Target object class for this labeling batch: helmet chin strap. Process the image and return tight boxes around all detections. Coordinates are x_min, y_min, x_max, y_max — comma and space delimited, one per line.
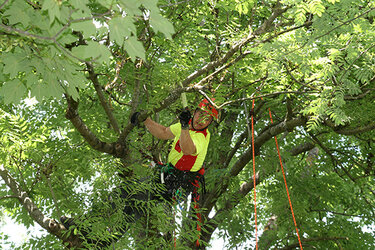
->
191, 111, 212, 131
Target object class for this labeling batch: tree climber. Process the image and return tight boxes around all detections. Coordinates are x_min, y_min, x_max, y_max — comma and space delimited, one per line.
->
133, 98, 218, 201
136, 98, 219, 248
60, 99, 218, 248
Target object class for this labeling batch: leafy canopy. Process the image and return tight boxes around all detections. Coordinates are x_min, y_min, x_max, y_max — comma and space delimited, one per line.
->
0, 0, 374, 249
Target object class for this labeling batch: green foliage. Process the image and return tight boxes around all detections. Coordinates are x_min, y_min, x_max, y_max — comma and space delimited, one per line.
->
1, 0, 375, 249
0, 0, 174, 103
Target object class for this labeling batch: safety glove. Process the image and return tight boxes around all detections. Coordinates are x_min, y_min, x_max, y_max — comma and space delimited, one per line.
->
179, 109, 191, 130
130, 112, 141, 126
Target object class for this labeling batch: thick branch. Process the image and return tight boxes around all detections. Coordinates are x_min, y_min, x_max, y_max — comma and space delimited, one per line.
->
324, 120, 375, 135
200, 173, 261, 246
230, 116, 308, 177
86, 63, 121, 134
120, 4, 289, 141
181, 4, 288, 88
290, 142, 315, 156
344, 89, 374, 100
65, 96, 127, 157
0, 165, 82, 247
225, 130, 248, 167
201, 116, 308, 237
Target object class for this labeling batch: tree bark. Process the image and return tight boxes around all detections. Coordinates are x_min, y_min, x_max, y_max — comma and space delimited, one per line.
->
0, 165, 83, 248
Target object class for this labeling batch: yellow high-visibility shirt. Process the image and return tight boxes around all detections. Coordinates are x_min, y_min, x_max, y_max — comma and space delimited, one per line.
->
168, 123, 210, 172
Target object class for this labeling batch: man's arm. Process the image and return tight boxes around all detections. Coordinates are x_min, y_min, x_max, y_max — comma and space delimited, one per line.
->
179, 129, 197, 155
144, 117, 175, 140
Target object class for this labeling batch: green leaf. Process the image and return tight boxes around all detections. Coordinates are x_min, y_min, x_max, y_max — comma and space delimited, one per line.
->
0, 65, 4, 82
30, 74, 64, 101
235, 1, 251, 15
0, 79, 27, 104
44, 70, 64, 96
108, 16, 136, 45
88, 42, 112, 65
70, 0, 90, 13
149, 12, 175, 40
139, 0, 158, 12
71, 20, 97, 39
30, 83, 50, 101
65, 73, 87, 101
72, 41, 112, 65
25, 73, 40, 89
119, 0, 142, 16
309, 0, 325, 17
46, 80, 65, 99
66, 83, 79, 101
124, 36, 145, 61
294, 6, 307, 26
3, 1, 31, 27
42, 0, 61, 25
1, 52, 29, 78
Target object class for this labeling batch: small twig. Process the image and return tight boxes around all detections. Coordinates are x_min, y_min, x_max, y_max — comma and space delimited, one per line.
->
344, 89, 374, 100
191, 51, 253, 91
105, 89, 131, 106
217, 90, 319, 109
105, 59, 126, 91
225, 75, 268, 98
283, 62, 320, 91
26, 0, 40, 9
242, 92, 254, 153
45, 176, 62, 218
130, 69, 142, 116
53, 10, 112, 40
197, 90, 219, 109
284, 6, 375, 57
0, 195, 18, 200
54, 40, 87, 63
339, 43, 375, 82
259, 20, 313, 45
310, 209, 367, 218
6, 151, 29, 193
0, 0, 10, 10
0, 23, 54, 41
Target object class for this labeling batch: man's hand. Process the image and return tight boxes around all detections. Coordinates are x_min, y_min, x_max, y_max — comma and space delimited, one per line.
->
130, 112, 141, 125
179, 109, 191, 130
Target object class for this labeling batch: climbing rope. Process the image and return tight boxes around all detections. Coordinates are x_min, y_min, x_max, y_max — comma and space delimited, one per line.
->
251, 99, 259, 250
193, 188, 202, 247
251, 96, 303, 250
268, 108, 303, 250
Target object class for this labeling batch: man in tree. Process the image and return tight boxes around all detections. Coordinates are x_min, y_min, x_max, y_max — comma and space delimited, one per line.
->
61, 99, 218, 247
137, 98, 219, 248
133, 98, 218, 201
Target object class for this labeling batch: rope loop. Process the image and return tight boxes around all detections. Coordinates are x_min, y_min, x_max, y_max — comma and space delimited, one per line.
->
250, 94, 303, 250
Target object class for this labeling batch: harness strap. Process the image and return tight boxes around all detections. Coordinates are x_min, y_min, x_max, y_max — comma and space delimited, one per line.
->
193, 183, 202, 247
156, 163, 205, 247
